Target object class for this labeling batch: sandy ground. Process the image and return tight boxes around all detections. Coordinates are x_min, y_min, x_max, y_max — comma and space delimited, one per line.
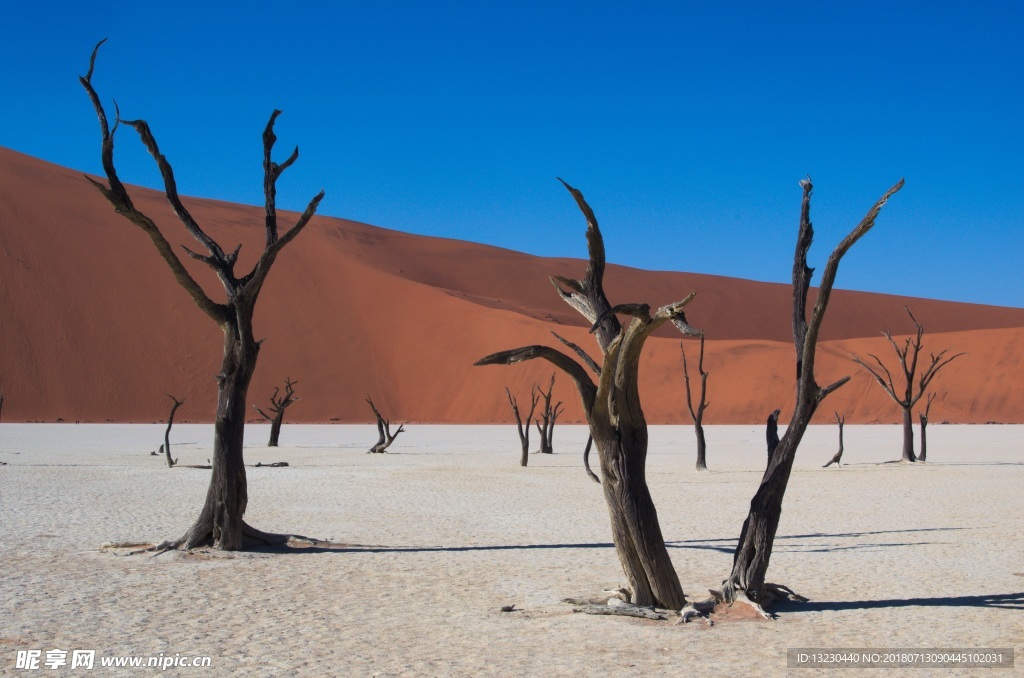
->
1, 424, 1021, 676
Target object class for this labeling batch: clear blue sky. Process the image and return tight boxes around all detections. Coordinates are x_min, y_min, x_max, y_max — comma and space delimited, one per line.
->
2, 1, 1021, 307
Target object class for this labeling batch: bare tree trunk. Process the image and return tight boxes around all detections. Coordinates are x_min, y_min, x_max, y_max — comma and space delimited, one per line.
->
681, 336, 710, 471
254, 378, 299, 447
163, 394, 184, 468
477, 179, 698, 610
918, 393, 934, 462
81, 41, 323, 552
367, 396, 405, 453
765, 409, 781, 467
717, 176, 904, 609
901, 406, 916, 462
853, 307, 963, 463
506, 386, 538, 467
823, 412, 845, 467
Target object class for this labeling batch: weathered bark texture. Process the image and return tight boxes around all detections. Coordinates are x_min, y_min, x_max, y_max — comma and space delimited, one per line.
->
163, 394, 184, 468
716, 176, 904, 609
506, 385, 539, 466
852, 307, 964, 462
81, 41, 323, 551
681, 336, 710, 471
254, 378, 299, 447
366, 396, 405, 453
534, 374, 563, 454
823, 412, 845, 468
918, 393, 935, 462
765, 409, 781, 467
477, 179, 700, 610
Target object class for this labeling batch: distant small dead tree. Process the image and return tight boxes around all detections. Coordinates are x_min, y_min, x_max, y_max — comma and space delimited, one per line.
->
852, 307, 964, 462
712, 176, 904, 616
918, 393, 935, 462
765, 408, 781, 467
161, 394, 184, 468
534, 374, 563, 454
822, 412, 845, 468
506, 385, 539, 467
254, 378, 299, 447
681, 335, 710, 471
477, 179, 700, 610
366, 396, 405, 454
0, 388, 5, 424
81, 41, 323, 551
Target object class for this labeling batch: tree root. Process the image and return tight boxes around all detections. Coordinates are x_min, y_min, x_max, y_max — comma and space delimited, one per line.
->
570, 601, 669, 620
102, 521, 321, 556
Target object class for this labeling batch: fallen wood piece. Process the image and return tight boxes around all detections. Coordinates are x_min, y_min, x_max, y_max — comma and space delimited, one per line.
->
571, 603, 667, 620
254, 461, 289, 467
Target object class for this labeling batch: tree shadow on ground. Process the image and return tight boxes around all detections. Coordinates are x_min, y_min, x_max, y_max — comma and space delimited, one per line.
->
779, 591, 1024, 613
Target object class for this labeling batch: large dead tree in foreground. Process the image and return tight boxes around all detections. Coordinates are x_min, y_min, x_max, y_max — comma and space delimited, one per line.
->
714, 177, 904, 612
852, 307, 963, 462
477, 180, 699, 610
254, 378, 299, 447
81, 41, 323, 550
681, 336, 710, 471
506, 386, 539, 467
366, 397, 405, 453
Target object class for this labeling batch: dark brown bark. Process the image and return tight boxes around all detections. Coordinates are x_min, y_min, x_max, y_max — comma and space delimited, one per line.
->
254, 378, 299, 447
366, 396, 405, 453
81, 41, 323, 551
534, 374, 562, 454
506, 385, 539, 466
918, 393, 935, 462
582, 435, 600, 483
765, 409, 781, 467
681, 336, 710, 471
853, 307, 964, 463
718, 176, 904, 608
477, 179, 698, 610
550, 331, 601, 483
163, 394, 184, 468
823, 412, 845, 467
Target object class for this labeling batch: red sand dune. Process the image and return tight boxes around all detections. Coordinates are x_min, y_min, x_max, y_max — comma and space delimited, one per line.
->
2, 147, 1022, 425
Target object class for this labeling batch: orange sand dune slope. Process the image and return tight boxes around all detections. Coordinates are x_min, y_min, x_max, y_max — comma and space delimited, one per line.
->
1, 147, 1022, 424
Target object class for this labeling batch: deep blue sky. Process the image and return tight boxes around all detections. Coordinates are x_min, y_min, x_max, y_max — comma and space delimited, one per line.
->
2, 1, 1021, 307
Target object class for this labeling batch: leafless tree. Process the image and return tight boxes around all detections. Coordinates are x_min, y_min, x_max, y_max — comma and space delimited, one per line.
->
534, 374, 563, 454
681, 336, 710, 471
852, 307, 964, 462
254, 378, 299, 447
506, 385, 539, 466
712, 176, 904, 614
161, 394, 184, 468
918, 393, 936, 462
80, 41, 323, 551
823, 412, 845, 468
477, 179, 700, 610
0, 388, 4, 425
366, 396, 405, 453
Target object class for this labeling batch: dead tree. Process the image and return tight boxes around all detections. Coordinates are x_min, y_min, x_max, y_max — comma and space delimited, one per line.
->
366, 396, 405, 453
477, 179, 700, 610
534, 374, 563, 454
162, 394, 184, 468
681, 336, 710, 471
81, 41, 324, 551
0, 389, 4, 424
822, 412, 845, 468
918, 393, 935, 462
714, 177, 904, 612
505, 385, 539, 466
852, 307, 964, 462
253, 378, 299, 447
